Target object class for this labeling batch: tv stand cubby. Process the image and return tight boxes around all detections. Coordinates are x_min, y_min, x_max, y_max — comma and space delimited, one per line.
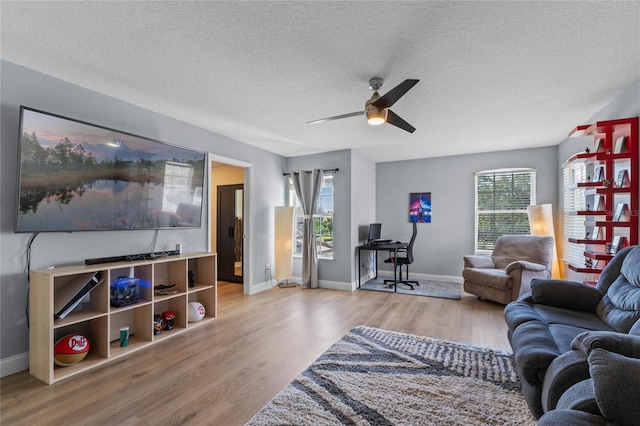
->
29, 252, 217, 384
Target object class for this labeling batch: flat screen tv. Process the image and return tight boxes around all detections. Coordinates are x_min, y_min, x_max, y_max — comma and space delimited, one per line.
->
15, 106, 206, 233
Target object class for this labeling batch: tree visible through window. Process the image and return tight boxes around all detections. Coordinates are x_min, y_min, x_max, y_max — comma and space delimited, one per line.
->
288, 175, 334, 258
475, 169, 535, 251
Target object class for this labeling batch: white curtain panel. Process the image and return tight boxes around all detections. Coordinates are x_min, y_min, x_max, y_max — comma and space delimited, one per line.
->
291, 169, 324, 288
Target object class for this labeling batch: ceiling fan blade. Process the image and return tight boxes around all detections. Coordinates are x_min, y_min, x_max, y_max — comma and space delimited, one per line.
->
386, 109, 416, 133
307, 111, 364, 124
372, 79, 419, 108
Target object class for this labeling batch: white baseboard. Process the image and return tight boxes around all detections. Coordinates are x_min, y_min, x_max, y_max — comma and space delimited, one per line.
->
359, 271, 461, 285
409, 273, 462, 284
318, 279, 353, 291
1, 351, 28, 378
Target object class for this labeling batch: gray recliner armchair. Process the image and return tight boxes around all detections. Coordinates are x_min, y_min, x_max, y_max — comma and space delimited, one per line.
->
462, 235, 555, 304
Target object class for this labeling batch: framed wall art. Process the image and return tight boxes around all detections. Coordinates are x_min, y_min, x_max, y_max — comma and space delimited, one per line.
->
409, 192, 431, 223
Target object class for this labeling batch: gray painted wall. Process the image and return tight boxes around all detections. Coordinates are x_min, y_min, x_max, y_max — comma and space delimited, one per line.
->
556, 79, 640, 280
0, 60, 286, 361
350, 150, 377, 283
285, 150, 353, 285
375, 146, 559, 277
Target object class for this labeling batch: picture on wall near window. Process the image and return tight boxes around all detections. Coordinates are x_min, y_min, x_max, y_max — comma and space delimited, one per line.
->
409, 192, 431, 223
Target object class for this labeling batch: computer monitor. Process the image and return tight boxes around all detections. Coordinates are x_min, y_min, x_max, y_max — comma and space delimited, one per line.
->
367, 223, 382, 242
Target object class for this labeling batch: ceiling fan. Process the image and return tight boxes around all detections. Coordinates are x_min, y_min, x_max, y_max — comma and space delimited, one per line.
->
307, 77, 419, 133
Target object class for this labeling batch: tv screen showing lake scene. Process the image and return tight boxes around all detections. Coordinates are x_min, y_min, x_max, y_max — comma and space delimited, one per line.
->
15, 107, 206, 232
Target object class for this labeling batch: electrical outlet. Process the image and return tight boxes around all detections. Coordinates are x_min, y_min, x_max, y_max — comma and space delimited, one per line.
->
265, 264, 270, 272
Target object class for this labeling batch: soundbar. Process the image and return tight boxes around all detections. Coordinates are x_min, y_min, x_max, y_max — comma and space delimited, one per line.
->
85, 250, 181, 265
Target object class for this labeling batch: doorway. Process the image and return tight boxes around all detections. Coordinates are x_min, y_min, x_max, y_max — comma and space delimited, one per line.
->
209, 157, 251, 294
217, 184, 243, 283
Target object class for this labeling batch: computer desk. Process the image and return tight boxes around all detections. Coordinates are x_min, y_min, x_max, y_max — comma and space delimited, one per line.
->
356, 241, 409, 292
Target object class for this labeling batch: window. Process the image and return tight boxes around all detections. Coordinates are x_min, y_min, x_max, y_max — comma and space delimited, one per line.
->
288, 175, 334, 258
475, 168, 535, 252
562, 161, 587, 267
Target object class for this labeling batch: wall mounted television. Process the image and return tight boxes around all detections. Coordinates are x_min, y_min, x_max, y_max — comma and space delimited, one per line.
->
15, 106, 206, 233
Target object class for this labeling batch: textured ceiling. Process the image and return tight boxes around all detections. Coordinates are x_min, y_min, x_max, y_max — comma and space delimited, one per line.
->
1, 1, 639, 162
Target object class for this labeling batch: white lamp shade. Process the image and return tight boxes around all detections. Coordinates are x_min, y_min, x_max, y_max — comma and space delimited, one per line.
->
527, 204, 561, 279
274, 206, 294, 281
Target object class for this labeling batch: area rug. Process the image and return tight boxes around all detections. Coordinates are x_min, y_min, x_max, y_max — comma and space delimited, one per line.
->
246, 326, 534, 426
360, 276, 461, 300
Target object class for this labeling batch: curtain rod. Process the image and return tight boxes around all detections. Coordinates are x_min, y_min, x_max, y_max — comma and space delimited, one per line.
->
282, 168, 339, 176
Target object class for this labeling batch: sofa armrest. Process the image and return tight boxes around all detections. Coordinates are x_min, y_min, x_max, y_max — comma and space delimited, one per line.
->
463, 255, 495, 269
572, 331, 640, 358
530, 279, 603, 312
506, 260, 546, 274
541, 350, 590, 413
537, 409, 607, 426
511, 320, 561, 387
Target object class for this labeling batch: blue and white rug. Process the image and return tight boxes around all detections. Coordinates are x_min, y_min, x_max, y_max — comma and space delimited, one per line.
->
361, 276, 462, 300
246, 326, 534, 425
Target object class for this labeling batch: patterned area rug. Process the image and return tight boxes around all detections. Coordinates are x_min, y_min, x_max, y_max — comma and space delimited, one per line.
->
246, 326, 534, 426
360, 276, 461, 300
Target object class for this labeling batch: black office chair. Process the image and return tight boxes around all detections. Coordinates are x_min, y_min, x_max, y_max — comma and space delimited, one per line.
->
384, 222, 419, 290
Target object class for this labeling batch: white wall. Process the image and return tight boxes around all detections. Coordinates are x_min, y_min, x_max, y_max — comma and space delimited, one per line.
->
0, 60, 286, 372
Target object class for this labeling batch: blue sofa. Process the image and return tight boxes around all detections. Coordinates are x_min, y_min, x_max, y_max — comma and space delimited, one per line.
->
504, 245, 640, 419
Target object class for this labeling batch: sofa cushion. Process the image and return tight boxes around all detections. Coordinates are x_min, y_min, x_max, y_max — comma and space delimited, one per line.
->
589, 348, 640, 426
548, 324, 609, 354
537, 409, 607, 426
596, 245, 636, 294
462, 268, 511, 290
596, 289, 640, 333
572, 331, 640, 358
620, 244, 640, 286
533, 305, 613, 332
463, 254, 494, 269
605, 275, 640, 310
556, 379, 599, 414
492, 235, 554, 271
531, 279, 603, 312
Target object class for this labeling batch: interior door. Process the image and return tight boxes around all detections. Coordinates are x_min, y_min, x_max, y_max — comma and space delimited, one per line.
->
217, 184, 243, 283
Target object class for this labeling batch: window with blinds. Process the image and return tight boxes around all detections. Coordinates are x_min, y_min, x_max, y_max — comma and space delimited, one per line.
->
475, 169, 536, 252
288, 175, 334, 259
563, 161, 587, 267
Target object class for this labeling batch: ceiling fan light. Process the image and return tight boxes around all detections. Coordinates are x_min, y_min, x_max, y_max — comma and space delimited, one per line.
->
366, 108, 387, 125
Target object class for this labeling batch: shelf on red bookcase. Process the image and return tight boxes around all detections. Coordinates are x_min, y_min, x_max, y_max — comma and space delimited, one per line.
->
584, 118, 637, 135
575, 210, 606, 216
569, 124, 591, 137
568, 238, 607, 245
566, 152, 596, 163
576, 181, 604, 188
596, 187, 633, 194
568, 264, 604, 274
595, 221, 631, 227
584, 251, 614, 260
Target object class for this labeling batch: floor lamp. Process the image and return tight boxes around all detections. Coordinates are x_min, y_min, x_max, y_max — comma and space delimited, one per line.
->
527, 204, 561, 279
274, 206, 299, 288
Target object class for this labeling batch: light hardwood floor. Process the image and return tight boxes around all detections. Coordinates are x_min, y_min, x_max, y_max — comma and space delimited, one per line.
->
1, 282, 510, 425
